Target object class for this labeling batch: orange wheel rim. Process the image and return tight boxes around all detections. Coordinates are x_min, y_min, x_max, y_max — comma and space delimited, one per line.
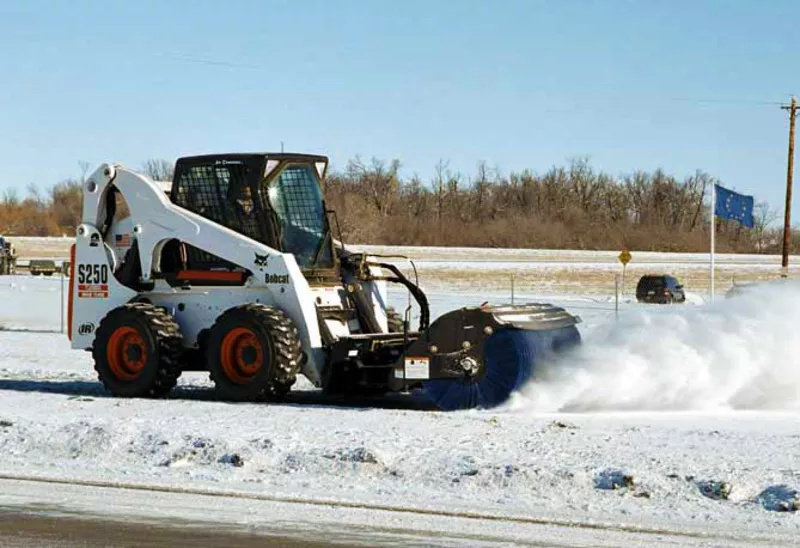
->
220, 327, 264, 384
107, 326, 148, 381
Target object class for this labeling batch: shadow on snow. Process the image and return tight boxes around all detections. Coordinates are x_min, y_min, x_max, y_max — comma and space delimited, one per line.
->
0, 378, 437, 412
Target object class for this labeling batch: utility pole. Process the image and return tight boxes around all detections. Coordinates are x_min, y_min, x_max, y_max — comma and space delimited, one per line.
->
781, 96, 797, 275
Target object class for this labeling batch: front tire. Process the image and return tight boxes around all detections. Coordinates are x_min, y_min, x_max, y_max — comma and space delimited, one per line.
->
92, 303, 183, 397
206, 305, 302, 402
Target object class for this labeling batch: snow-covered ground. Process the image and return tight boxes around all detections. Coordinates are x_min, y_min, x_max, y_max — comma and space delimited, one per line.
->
0, 272, 799, 544
0, 274, 67, 331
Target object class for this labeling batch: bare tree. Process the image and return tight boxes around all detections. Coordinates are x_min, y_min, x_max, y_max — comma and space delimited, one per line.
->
346, 156, 400, 217
752, 202, 780, 252
51, 180, 83, 233
433, 159, 450, 240
25, 183, 46, 206
473, 160, 492, 217
141, 158, 175, 182
2, 188, 19, 207
78, 160, 91, 183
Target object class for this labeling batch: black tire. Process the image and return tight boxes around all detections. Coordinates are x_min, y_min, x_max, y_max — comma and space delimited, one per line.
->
92, 303, 183, 397
206, 304, 302, 402
386, 307, 405, 333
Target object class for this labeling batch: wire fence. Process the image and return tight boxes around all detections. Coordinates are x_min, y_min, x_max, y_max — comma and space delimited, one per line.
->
394, 265, 800, 322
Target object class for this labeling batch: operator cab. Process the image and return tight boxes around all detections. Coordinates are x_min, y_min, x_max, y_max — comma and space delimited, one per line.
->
167, 153, 337, 283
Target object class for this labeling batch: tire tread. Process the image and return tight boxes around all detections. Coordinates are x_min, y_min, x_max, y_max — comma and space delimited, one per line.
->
92, 303, 183, 397
207, 304, 302, 401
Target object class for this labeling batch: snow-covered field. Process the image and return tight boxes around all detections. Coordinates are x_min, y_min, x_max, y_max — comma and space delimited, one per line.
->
11, 236, 800, 267
1, 269, 799, 545
8, 237, 800, 296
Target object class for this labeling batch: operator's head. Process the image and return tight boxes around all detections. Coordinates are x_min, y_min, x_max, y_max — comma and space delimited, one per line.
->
237, 185, 255, 215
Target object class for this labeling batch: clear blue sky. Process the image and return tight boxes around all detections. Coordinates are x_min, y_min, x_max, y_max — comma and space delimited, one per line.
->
1, 0, 798, 218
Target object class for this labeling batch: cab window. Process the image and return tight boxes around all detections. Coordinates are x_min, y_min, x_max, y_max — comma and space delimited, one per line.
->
265, 165, 333, 269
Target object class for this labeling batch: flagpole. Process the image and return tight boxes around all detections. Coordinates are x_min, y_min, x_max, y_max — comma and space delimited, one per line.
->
710, 182, 716, 301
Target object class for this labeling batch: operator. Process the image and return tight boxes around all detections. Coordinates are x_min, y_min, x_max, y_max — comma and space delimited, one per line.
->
235, 185, 255, 217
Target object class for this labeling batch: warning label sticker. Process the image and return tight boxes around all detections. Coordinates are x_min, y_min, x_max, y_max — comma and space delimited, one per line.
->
394, 357, 430, 380
78, 284, 109, 298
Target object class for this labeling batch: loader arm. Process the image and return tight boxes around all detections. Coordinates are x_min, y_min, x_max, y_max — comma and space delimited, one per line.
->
74, 163, 326, 377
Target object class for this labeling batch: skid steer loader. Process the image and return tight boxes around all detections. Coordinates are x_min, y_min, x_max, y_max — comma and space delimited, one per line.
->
67, 153, 580, 410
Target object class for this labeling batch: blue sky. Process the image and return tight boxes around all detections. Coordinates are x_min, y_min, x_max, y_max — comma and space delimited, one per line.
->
1, 0, 798, 218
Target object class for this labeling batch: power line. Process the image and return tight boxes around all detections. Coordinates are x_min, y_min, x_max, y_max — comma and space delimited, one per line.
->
154, 53, 260, 70
664, 96, 785, 106
10, 32, 796, 109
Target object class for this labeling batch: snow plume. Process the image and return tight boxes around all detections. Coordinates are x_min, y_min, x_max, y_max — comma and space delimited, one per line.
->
520, 280, 800, 412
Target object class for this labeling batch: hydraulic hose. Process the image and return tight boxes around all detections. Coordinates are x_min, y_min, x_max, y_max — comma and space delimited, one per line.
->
367, 261, 430, 331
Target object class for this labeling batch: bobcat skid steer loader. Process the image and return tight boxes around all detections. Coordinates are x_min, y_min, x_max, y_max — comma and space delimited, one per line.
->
68, 153, 580, 410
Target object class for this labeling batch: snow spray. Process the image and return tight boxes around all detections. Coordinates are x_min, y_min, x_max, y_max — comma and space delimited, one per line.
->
518, 280, 800, 412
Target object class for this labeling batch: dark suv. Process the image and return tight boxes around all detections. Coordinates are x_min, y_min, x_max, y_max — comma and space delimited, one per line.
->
636, 275, 686, 304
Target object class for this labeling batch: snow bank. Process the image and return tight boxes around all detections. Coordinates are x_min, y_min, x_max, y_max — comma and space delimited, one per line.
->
0, 275, 66, 331
520, 279, 800, 412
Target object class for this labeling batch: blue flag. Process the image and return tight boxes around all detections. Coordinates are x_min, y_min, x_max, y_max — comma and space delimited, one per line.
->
714, 185, 754, 228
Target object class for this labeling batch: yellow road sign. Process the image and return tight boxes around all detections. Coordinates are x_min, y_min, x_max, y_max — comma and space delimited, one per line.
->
618, 249, 632, 265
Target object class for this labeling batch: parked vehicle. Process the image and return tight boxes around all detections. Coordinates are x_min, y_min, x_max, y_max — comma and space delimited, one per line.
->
0, 236, 16, 275
636, 274, 686, 304
28, 259, 57, 276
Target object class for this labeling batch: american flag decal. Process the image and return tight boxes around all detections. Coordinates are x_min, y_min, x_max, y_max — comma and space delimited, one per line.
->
115, 233, 131, 247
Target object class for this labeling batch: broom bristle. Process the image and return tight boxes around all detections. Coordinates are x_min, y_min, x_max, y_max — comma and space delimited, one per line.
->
423, 326, 580, 411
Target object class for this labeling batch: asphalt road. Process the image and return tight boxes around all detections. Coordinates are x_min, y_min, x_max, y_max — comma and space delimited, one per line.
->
0, 511, 340, 548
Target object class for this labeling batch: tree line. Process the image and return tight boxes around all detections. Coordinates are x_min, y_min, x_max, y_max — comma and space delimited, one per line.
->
0, 157, 786, 253
325, 157, 781, 253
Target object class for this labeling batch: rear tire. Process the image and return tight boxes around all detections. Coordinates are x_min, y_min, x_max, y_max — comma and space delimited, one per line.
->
92, 303, 183, 397
206, 305, 302, 402
386, 307, 405, 333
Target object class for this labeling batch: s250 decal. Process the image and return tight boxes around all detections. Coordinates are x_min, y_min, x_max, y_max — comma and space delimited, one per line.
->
77, 264, 108, 284
77, 264, 109, 298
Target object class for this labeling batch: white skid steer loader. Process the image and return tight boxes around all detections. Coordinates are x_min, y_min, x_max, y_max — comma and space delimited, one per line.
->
68, 153, 580, 410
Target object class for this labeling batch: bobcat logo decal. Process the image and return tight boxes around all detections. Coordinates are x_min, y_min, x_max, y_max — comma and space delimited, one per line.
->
254, 253, 269, 269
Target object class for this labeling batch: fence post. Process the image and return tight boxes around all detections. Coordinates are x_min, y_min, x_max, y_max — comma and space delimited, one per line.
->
60, 267, 65, 334
510, 273, 515, 305
622, 263, 627, 297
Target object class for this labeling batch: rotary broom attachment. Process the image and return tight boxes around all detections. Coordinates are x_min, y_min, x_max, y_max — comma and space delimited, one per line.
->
396, 304, 581, 411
